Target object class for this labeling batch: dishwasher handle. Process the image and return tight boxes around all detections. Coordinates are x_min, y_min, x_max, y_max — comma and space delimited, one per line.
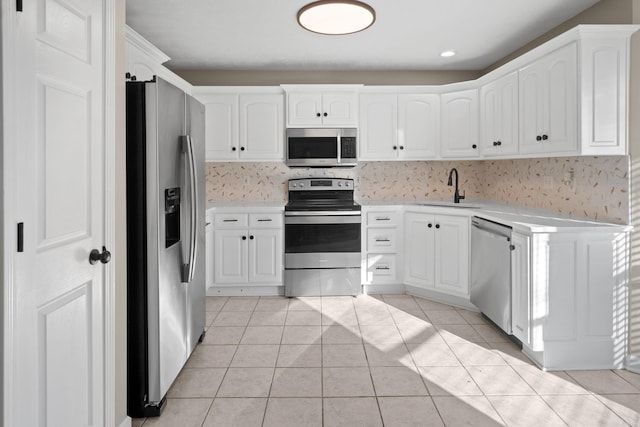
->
471, 217, 512, 239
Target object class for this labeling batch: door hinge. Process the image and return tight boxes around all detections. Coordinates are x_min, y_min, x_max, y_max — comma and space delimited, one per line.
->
17, 222, 24, 252
16, 0, 23, 12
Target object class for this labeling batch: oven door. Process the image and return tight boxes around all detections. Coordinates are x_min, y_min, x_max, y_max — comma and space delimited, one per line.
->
284, 214, 361, 254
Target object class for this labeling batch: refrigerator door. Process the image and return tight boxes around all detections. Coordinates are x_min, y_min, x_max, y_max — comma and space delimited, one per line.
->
146, 78, 188, 403
184, 94, 206, 354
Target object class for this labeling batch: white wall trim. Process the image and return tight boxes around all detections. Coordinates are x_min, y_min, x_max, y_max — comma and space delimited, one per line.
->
118, 416, 132, 427
207, 285, 284, 296
124, 25, 170, 65
626, 355, 640, 373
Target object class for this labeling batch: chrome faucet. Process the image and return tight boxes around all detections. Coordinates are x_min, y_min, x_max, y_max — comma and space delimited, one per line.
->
447, 168, 465, 203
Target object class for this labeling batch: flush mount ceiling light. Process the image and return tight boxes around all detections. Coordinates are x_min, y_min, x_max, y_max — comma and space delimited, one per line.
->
440, 50, 456, 58
297, 0, 376, 35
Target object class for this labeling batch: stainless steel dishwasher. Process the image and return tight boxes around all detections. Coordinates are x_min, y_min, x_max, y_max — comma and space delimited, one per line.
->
470, 216, 513, 334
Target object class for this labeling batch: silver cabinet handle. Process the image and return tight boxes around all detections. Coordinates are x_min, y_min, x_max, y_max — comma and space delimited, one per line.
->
375, 217, 391, 221
375, 238, 391, 242
375, 265, 390, 270
223, 219, 238, 222
257, 219, 273, 222
181, 135, 198, 283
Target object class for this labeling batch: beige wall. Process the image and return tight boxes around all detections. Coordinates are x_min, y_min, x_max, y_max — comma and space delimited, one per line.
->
176, 69, 481, 86
483, 0, 632, 73
206, 156, 629, 223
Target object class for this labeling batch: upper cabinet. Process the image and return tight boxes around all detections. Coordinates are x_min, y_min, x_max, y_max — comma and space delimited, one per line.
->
359, 92, 440, 160
282, 85, 361, 127
480, 72, 519, 157
194, 89, 284, 162
440, 89, 480, 159
518, 43, 577, 155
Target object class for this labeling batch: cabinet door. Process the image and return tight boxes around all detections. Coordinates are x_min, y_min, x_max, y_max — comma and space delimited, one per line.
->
205, 216, 214, 287
440, 89, 480, 158
239, 94, 284, 160
404, 212, 435, 288
248, 229, 283, 284
434, 215, 469, 296
322, 92, 358, 126
520, 43, 577, 155
203, 94, 238, 161
398, 94, 440, 159
511, 232, 531, 347
359, 94, 398, 160
214, 230, 248, 284
480, 72, 518, 157
287, 92, 322, 126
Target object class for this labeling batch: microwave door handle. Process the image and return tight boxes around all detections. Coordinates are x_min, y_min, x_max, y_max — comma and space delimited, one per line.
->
181, 135, 198, 283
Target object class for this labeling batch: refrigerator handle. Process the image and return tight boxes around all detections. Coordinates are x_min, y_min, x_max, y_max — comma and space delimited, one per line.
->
181, 135, 198, 283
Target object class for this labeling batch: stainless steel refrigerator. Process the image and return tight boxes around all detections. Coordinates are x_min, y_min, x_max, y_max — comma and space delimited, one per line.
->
126, 77, 206, 418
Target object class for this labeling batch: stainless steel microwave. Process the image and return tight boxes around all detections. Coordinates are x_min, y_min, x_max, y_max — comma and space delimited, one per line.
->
285, 128, 357, 168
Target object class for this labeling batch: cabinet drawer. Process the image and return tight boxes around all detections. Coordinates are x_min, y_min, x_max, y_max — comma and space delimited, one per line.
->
367, 211, 401, 226
214, 213, 249, 228
366, 254, 398, 283
249, 212, 283, 228
367, 228, 398, 252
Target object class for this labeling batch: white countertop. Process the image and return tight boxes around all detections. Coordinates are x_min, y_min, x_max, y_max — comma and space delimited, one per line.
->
360, 199, 630, 233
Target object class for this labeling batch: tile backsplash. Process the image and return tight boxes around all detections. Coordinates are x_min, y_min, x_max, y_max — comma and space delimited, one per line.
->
206, 156, 630, 223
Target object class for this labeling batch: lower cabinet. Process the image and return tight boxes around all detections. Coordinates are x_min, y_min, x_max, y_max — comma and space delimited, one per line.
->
211, 211, 283, 288
510, 229, 629, 370
404, 211, 469, 298
362, 207, 403, 290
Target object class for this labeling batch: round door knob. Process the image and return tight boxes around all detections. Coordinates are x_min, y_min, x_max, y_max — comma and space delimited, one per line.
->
536, 135, 542, 141
428, 223, 433, 228
232, 147, 237, 151
435, 224, 440, 229
89, 246, 111, 265
250, 235, 254, 240
542, 134, 549, 141
316, 113, 321, 117
242, 236, 247, 241
472, 144, 477, 149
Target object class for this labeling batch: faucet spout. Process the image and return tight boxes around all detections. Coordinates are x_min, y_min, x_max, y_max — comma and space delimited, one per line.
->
447, 168, 465, 203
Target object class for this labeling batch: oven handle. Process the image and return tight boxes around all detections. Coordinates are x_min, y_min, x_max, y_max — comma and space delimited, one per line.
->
285, 211, 361, 216
285, 216, 362, 225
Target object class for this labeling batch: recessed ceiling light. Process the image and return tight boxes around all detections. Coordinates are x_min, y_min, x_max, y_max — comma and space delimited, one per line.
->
297, 0, 376, 35
440, 50, 456, 58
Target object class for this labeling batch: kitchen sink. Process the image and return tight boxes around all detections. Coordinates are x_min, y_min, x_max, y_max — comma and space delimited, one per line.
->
416, 201, 481, 209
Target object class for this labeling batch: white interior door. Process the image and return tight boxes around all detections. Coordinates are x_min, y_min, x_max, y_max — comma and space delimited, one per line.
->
7, 0, 106, 426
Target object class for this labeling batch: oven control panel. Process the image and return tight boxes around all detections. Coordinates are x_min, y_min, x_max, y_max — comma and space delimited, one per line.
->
288, 178, 353, 191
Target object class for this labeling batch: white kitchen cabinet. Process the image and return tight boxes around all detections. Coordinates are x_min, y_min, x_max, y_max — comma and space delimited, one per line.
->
480, 72, 519, 157
195, 89, 284, 161
212, 211, 283, 287
509, 228, 629, 370
206, 213, 214, 287
283, 87, 359, 127
519, 42, 577, 155
404, 211, 469, 298
359, 93, 439, 160
440, 89, 480, 159
362, 207, 403, 290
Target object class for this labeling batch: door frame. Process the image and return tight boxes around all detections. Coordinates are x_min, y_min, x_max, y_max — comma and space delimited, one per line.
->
0, 0, 117, 425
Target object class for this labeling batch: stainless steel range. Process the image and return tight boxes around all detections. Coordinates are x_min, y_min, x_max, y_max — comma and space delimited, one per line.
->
284, 178, 361, 296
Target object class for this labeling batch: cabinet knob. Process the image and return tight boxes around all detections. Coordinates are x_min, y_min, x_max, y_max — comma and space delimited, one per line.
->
472, 144, 477, 149
250, 235, 254, 240
393, 146, 397, 150
399, 146, 404, 150
536, 135, 542, 141
232, 147, 237, 151
435, 224, 440, 229
497, 141, 502, 146
316, 112, 321, 117
542, 134, 549, 141
240, 147, 245, 151
493, 141, 498, 146
242, 236, 247, 241
428, 223, 433, 228
323, 112, 328, 117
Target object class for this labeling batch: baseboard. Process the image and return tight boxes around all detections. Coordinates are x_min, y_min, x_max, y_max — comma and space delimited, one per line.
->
118, 417, 132, 427
207, 285, 284, 296
626, 355, 640, 373
405, 284, 477, 310
362, 284, 405, 294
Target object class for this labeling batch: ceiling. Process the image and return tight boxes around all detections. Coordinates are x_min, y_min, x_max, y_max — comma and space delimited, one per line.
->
126, 0, 600, 72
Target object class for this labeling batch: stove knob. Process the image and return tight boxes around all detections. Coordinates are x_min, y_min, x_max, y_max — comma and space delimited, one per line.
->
337, 182, 343, 187
300, 183, 305, 187
292, 183, 297, 187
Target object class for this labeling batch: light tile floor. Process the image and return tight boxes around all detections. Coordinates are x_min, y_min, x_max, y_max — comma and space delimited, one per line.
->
133, 294, 640, 427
